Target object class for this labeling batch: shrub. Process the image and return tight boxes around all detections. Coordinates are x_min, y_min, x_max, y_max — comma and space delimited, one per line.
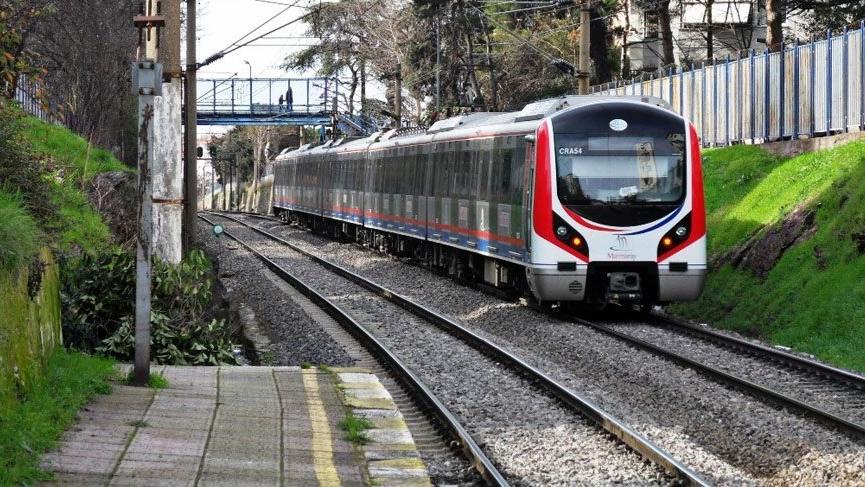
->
61, 248, 135, 351
98, 313, 235, 366
61, 249, 237, 365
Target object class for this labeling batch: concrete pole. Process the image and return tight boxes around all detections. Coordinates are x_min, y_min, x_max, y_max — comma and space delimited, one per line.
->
578, 1, 591, 95
134, 69, 156, 388
183, 0, 197, 253
153, 0, 183, 264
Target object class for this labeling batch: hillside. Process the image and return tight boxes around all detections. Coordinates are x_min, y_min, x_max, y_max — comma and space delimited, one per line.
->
672, 140, 865, 372
0, 105, 129, 254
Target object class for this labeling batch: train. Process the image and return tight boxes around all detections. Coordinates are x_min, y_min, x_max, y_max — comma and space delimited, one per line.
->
272, 95, 706, 307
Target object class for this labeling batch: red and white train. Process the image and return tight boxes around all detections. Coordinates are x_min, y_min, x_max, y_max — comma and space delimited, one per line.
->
273, 95, 706, 306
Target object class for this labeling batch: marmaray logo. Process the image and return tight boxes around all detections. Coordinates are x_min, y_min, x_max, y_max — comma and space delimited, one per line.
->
610, 235, 630, 252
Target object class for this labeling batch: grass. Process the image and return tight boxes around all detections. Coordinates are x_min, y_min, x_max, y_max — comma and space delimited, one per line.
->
123, 371, 169, 389
21, 116, 126, 181
19, 112, 129, 253
339, 412, 374, 445
0, 350, 116, 485
0, 191, 41, 276
673, 139, 865, 372
300, 362, 312, 370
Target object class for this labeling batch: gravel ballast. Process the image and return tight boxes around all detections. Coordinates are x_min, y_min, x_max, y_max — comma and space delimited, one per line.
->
207, 216, 677, 485
248, 216, 865, 486
197, 223, 354, 367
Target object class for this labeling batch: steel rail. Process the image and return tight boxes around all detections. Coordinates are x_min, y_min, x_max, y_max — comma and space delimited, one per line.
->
572, 316, 865, 441
199, 213, 507, 486
204, 211, 709, 486
651, 314, 865, 390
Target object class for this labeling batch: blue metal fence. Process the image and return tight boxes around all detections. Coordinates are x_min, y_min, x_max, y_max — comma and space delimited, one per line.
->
592, 21, 865, 147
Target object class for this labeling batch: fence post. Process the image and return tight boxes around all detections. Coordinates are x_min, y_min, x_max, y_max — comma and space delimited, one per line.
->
764, 48, 770, 141
779, 42, 786, 139
679, 66, 685, 115
736, 51, 743, 141
691, 63, 696, 124
843, 26, 849, 132
861, 20, 865, 131
668, 67, 674, 104
713, 60, 718, 146
750, 49, 756, 142
826, 29, 832, 133
793, 39, 800, 139
724, 56, 730, 140
701, 61, 707, 143
811, 35, 816, 136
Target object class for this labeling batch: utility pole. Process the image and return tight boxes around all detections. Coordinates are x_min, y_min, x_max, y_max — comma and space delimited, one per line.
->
435, 13, 441, 113
131, 4, 166, 388
577, 0, 591, 95
183, 0, 197, 253
394, 62, 402, 127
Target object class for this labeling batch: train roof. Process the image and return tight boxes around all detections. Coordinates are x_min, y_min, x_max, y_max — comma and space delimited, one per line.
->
274, 95, 674, 161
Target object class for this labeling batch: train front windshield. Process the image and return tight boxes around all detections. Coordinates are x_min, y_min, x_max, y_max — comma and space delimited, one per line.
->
556, 139, 685, 208
551, 103, 688, 226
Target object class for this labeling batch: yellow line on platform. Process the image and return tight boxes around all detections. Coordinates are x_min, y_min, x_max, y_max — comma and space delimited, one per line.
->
303, 370, 341, 486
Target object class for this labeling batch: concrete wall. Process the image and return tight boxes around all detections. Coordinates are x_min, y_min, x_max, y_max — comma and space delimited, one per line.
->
0, 248, 63, 410
205, 175, 274, 215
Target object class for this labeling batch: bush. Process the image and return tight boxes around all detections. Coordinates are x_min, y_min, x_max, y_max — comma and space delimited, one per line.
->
99, 314, 235, 365
61, 249, 236, 365
0, 191, 41, 276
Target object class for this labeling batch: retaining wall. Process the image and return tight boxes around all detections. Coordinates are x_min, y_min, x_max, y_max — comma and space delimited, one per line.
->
0, 248, 63, 410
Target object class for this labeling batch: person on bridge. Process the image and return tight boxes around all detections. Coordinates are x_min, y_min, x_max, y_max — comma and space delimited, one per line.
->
278, 94, 285, 111
286, 84, 293, 112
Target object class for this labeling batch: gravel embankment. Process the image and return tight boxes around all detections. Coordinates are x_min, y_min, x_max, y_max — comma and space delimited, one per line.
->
251, 217, 865, 486
197, 223, 354, 367
210, 217, 675, 486
605, 322, 865, 426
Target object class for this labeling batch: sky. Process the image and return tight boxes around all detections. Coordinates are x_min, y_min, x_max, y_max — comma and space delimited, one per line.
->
194, 0, 325, 135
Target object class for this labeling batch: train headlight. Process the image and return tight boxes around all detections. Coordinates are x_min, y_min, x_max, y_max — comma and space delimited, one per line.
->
553, 213, 589, 259
657, 213, 694, 258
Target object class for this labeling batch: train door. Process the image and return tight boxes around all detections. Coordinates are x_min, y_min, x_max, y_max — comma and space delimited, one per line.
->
523, 135, 535, 254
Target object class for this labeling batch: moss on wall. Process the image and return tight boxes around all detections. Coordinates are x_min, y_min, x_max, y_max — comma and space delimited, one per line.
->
0, 248, 63, 411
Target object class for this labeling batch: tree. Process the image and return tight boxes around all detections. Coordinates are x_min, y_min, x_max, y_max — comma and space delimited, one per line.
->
22, 0, 139, 161
766, 0, 783, 51
0, 0, 54, 99
282, 1, 366, 115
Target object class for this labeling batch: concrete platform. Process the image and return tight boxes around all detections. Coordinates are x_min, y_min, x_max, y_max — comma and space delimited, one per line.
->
40, 366, 430, 486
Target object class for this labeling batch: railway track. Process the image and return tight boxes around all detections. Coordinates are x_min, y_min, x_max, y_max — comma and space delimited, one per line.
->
585, 313, 865, 439
219, 210, 865, 442
201, 211, 707, 486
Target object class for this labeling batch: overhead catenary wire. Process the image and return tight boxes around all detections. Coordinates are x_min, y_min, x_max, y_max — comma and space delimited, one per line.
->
220, 0, 307, 53
199, 11, 316, 68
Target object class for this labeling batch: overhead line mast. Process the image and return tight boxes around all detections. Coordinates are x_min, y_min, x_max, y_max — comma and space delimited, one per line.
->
577, 0, 590, 94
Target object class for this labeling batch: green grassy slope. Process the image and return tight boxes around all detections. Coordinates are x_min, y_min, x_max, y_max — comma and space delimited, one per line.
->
21, 115, 129, 252
673, 140, 865, 372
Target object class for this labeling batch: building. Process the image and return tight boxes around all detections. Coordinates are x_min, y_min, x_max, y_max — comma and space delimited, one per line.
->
615, 1, 805, 73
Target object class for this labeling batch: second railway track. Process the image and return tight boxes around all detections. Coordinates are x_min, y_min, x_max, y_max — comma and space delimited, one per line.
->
202, 211, 706, 485
590, 314, 865, 438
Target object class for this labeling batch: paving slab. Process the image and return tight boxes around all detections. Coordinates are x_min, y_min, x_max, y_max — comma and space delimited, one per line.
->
41, 365, 433, 486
